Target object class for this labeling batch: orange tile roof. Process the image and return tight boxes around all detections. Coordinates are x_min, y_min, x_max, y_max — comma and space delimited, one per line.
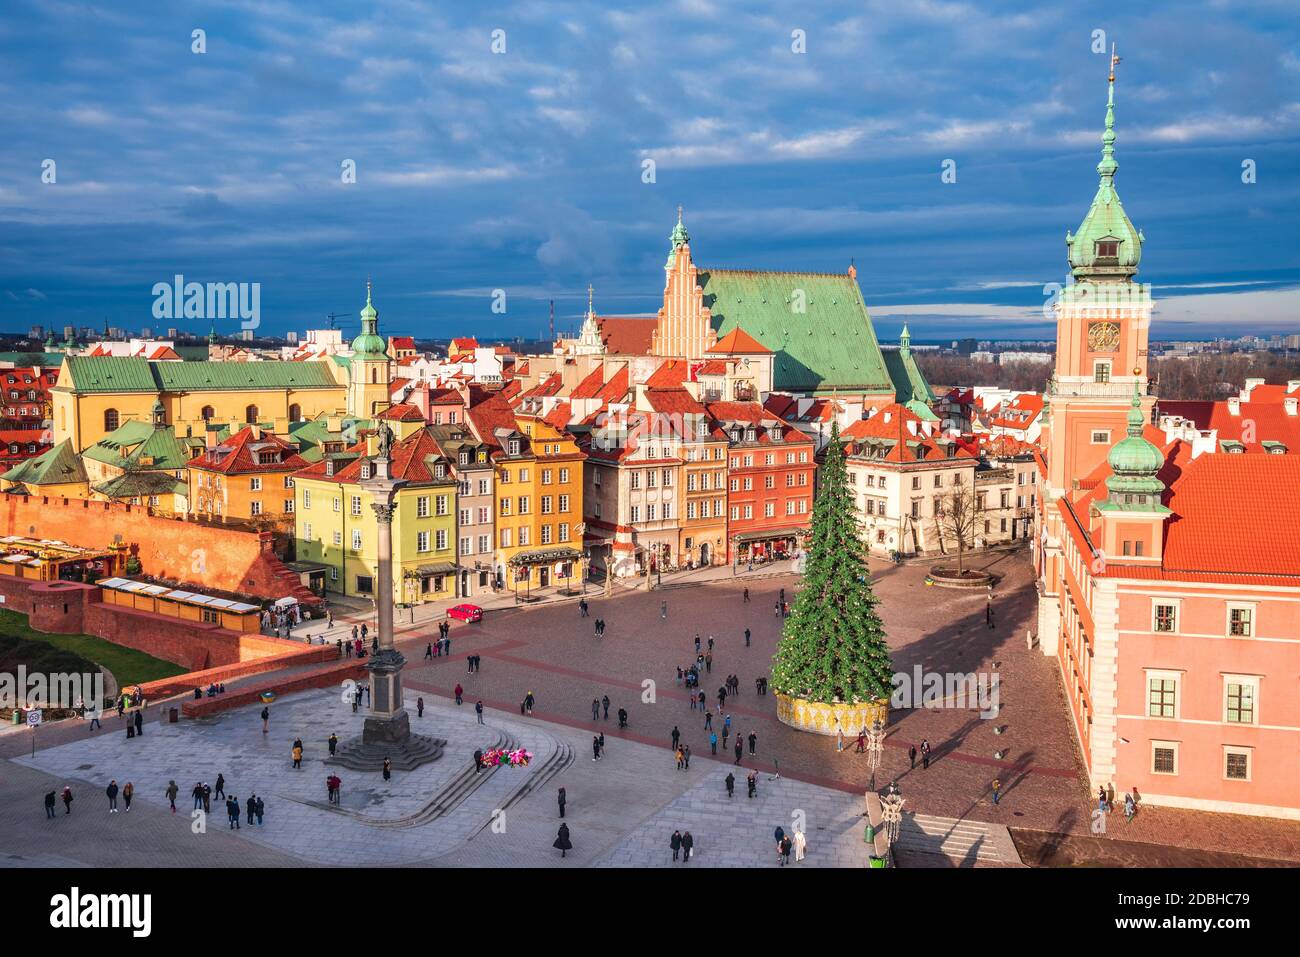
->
646, 360, 691, 389
571, 366, 609, 400
189, 427, 309, 475
596, 316, 657, 355
1159, 384, 1300, 452
707, 327, 772, 354
377, 404, 425, 422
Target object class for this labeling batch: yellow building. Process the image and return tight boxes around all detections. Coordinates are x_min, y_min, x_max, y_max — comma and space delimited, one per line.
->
292, 426, 459, 605
0, 439, 90, 499
487, 412, 586, 596
187, 425, 310, 528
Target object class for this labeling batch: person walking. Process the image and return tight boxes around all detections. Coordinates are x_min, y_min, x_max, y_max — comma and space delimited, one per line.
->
591, 698, 600, 722
675, 746, 685, 770
780, 834, 793, 866
227, 796, 240, 829
165, 781, 178, 814
106, 780, 119, 813
747, 771, 757, 798
681, 830, 694, 863
329, 732, 338, 756
855, 730, 866, 754
261, 706, 269, 734
122, 781, 134, 812
475, 700, 484, 724
660, 600, 668, 620
524, 691, 535, 715
424, 642, 433, 660
683, 744, 691, 770
382, 757, 392, 782
593, 736, 602, 762
215, 773, 226, 800
670, 829, 682, 862
416, 697, 424, 718
133, 709, 143, 737
557, 787, 566, 819
553, 822, 572, 859
671, 725, 680, 750
62, 786, 73, 815
793, 828, 807, 863
192, 782, 203, 811
617, 707, 627, 728
991, 778, 1001, 805
734, 738, 743, 765
744, 627, 751, 647
254, 795, 264, 826
921, 739, 931, 769
836, 728, 845, 753
292, 741, 303, 769
601, 695, 610, 720
743, 587, 750, 603
724, 772, 735, 798
44, 790, 56, 818
909, 744, 917, 769
247, 793, 257, 824
710, 730, 718, 755
748, 731, 758, 756
454, 684, 463, 706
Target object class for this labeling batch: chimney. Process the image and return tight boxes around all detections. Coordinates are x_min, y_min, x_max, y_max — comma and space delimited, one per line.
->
205, 428, 219, 450
1285, 397, 1298, 416
1227, 396, 1241, 416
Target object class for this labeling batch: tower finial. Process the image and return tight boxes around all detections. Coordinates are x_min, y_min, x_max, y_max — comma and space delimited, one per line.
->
1109, 41, 1121, 83
587, 283, 594, 316
677, 204, 683, 224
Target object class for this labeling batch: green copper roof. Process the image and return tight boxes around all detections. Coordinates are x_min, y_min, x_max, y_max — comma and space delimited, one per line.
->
1103, 381, 1167, 508
883, 326, 936, 407
93, 471, 188, 500
351, 282, 388, 358
1067, 72, 1143, 280
59, 356, 340, 393
667, 209, 690, 266
83, 420, 193, 471
699, 269, 895, 394
2, 439, 87, 486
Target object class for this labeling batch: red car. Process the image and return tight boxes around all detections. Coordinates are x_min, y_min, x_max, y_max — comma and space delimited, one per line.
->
447, 603, 483, 623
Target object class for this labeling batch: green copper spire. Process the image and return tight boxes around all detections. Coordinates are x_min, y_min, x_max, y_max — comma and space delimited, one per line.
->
899, 324, 911, 356
44, 332, 55, 352
1067, 46, 1143, 281
351, 280, 387, 358
667, 205, 690, 266
208, 319, 217, 345
1102, 379, 1166, 509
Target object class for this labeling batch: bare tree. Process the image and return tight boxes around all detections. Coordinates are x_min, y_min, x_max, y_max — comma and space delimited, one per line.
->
931, 482, 981, 575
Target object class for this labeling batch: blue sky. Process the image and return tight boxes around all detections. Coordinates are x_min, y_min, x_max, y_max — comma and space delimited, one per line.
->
1, 0, 1298, 343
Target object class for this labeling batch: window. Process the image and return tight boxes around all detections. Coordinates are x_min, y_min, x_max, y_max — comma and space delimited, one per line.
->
1146, 674, 1178, 718
911, 476, 921, 490
477, 506, 490, 524
518, 526, 529, 546
630, 472, 640, 490
285, 499, 294, 513
332, 497, 340, 512
1095, 239, 1119, 258
284, 475, 294, 489
478, 534, 490, 553
351, 495, 362, 516
245, 404, 259, 424
540, 524, 552, 545
251, 500, 262, 516
288, 403, 301, 422
518, 496, 529, 514
631, 505, 641, 523
417, 496, 430, 518
351, 530, 362, 551
1224, 678, 1257, 725
303, 522, 313, 540
1151, 742, 1178, 775
1153, 602, 1177, 633
417, 531, 430, 553
478, 478, 490, 496
302, 489, 312, 509
559, 468, 569, 484
360, 463, 371, 480
542, 469, 552, 485
765, 475, 775, 489
436, 495, 449, 516
500, 528, 512, 548
435, 529, 448, 551
1093, 362, 1111, 384
1224, 747, 1252, 782
332, 531, 341, 546
559, 494, 570, 513
356, 575, 372, 593
1227, 604, 1254, 637
250, 477, 262, 491
558, 523, 569, 542
103, 408, 119, 432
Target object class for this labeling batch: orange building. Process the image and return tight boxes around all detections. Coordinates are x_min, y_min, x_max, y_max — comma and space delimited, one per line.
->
187, 426, 309, 526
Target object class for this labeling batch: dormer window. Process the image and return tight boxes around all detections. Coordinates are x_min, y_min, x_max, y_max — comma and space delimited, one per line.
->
1095, 239, 1119, 259
360, 463, 371, 479
508, 439, 520, 456
434, 463, 446, 479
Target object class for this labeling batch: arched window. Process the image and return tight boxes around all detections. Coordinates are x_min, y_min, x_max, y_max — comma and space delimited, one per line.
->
288, 403, 301, 422
201, 405, 215, 421
245, 405, 259, 424
104, 408, 119, 432
371, 368, 378, 384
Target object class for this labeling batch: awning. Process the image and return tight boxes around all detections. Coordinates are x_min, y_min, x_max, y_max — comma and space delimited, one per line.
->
733, 526, 809, 544
507, 547, 582, 566
415, 562, 458, 577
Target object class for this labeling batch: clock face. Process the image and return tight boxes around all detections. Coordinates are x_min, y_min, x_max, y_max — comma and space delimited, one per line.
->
1088, 321, 1120, 353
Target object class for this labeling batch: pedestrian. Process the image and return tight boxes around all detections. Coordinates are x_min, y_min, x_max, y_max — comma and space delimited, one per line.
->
261, 706, 270, 734
202, 783, 211, 813
44, 790, 56, 818
454, 684, 463, 706
710, 731, 718, 755
593, 736, 602, 762
855, 731, 866, 754
671, 725, 680, 750
921, 739, 931, 770
247, 793, 257, 824
743, 587, 750, 603
695, 634, 701, 654
215, 773, 226, 800
602, 695, 610, 720
254, 795, 264, 826
424, 643, 433, 660
734, 738, 743, 765
524, 691, 535, 715
553, 822, 572, 859
329, 732, 338, 756
474, 749, 485, 772
909, 744, 917, 769
744, 627, 751, 647
292, 741, 303, 769
106, 779, 118, 813
774, 824, 786, 865
681, 830, 694, 863
794, 828, 807, 863
661, 600, 667, 620
748, 731, 757, 756
476, 700, 484, 724
683, 744, 691, 770
382, 757, 392, 782
227, 796, 240, 829
121, 781, 133, 812
704, 710, 712, 731
675, 746, 685, 770
592, 698, 600, 721
62, 786, 73, 814
780, 834, 793, 865
991, 778, 1001, 805
670, 829, 682, 862
724, 772, 735, 798
747, 770, 757, 798
557, 787, 566, 819
836, 728, 845, 753
705, 651, 712, 674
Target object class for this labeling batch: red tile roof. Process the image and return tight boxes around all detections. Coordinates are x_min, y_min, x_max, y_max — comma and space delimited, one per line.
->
543, 402, 572, 430
841, 403, 972, 463
189, 427, 309, 475
571, 365, 609, 400
377, 404, 425, 422
705, 401, 812, 445
694, 359, 729, 377
596, 316, 657, 355
1160, 383, 1300, 452
465, 390, 519, 449
646, 360, 691, 388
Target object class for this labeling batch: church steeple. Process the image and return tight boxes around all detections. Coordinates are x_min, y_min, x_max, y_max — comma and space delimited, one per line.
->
351, 280, 387, 358
1067, 44, 1143, 281
1102, 377, 1166, 509
899, 324, 911, 357
667, 205, 690, 267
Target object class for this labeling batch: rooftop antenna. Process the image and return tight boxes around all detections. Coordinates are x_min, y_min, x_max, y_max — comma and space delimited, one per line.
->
326, 313, 348, 330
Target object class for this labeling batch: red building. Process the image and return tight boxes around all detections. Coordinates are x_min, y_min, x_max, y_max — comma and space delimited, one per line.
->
1, 367, 56, 429
706, 401, 815, 563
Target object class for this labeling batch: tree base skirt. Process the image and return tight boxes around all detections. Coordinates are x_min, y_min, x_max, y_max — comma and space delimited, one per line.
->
775, 693, 889, 736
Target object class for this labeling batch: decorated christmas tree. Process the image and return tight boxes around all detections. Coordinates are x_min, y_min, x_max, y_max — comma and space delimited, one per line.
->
771, 421, 893, 704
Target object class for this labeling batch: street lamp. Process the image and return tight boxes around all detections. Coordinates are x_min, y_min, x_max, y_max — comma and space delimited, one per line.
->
881, 784, 905, 849
866, 716, 885, 793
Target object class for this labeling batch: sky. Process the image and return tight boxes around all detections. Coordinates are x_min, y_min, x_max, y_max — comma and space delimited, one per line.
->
1, 0, 1298, 344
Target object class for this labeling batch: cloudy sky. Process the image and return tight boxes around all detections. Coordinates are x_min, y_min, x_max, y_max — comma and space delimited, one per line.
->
1, 0, 1298, 342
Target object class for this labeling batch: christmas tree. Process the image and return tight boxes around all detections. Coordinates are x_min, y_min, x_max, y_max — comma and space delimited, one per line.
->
771, 421, 893, 704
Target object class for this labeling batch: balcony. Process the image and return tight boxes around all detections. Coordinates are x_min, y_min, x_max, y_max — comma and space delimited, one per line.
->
1046, 375, 1156, 399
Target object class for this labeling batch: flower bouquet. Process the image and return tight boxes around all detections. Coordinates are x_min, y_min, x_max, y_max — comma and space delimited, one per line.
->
482, 747, 533, 768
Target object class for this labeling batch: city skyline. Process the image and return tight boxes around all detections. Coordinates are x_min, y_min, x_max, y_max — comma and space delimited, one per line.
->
2, 1, 1298, 341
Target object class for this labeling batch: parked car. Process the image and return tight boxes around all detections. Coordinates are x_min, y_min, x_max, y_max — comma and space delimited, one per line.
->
447, 603, 484, 623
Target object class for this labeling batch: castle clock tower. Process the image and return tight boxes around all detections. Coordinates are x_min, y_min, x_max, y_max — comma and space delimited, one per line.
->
348, 281, 392, 420
1037, 48, 1155, 653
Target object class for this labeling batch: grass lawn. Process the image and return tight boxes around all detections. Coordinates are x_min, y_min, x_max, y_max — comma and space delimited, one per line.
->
0, 609, 184, 689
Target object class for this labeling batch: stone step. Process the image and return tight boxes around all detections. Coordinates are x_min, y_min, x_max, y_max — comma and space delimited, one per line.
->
897, 814, 1008, 862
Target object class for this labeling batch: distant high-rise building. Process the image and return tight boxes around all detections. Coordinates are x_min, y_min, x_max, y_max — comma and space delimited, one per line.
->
286, 331, 299, 344
28, 325, 44, 341
167, 328, 178, 338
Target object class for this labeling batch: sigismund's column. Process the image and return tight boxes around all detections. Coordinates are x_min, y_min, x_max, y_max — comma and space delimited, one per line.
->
359, 452, 410, 746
